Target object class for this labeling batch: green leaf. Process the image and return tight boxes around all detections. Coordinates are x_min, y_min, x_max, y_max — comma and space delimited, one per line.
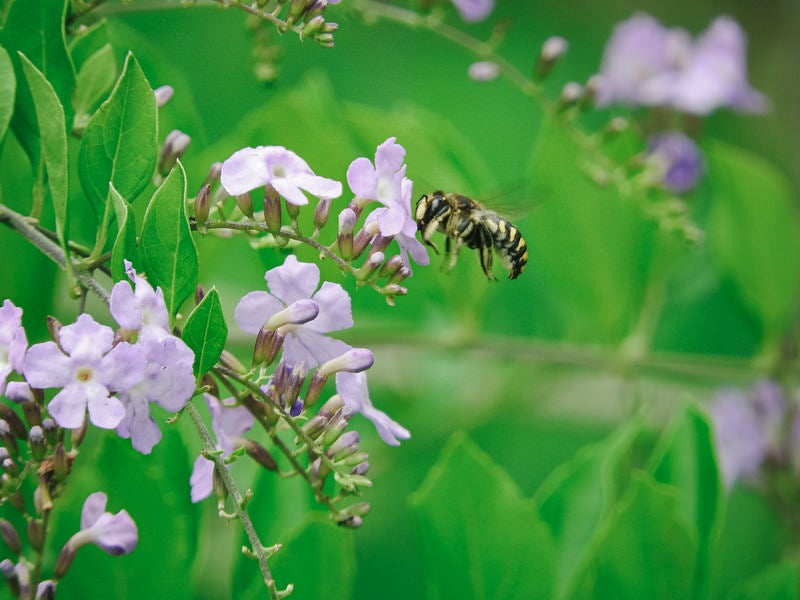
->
0, 0, 74, 165
109, 184, 138, 281
648, 402, 724, 599
18, 53, 68, 247
524, 116, 655, 342
0, 45, 14, 143
725, 561, 799, 600
78, 52, 157, 216
576, 472, 697, 600
140, 161, 198, 319
72, 43, 118, 130
409, 431, 557, 600
706, 142, 800, 347
234, 515, 356, 600
182, 288, 227, 377
67, 18, 110, 70
534, 419, 647, 599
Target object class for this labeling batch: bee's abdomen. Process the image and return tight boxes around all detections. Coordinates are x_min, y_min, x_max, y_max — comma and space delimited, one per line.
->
487, 216, 528, 279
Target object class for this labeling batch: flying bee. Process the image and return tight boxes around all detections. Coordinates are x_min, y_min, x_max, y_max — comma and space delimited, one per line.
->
415, 191, 528, 280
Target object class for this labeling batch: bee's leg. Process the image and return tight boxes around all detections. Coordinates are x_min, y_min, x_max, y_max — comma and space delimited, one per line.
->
443, 236, 462, 273
478, 228, 497, 281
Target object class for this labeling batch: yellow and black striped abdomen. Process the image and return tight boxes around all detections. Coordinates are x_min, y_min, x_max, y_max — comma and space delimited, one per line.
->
485, 214, 528, 279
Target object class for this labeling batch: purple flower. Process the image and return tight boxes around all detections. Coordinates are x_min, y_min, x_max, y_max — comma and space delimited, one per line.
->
0, 299, 27, 395
109, 261, 170, 341
56, 492, 137, 576
710, 380, 786, 490
646, 132, 704, 193
235, 255, 353, 368
667, 16, 768, 115
595, 13, 690, 108
190, 394, 254, 503
23, 315, 146, 429
115, 336, 196, 454
220, 146, 342, 206
336, 371, 410, 446
451, 0, 495, 22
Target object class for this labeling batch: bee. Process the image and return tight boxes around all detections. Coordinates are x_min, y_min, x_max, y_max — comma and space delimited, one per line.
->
415, 191, 528, 280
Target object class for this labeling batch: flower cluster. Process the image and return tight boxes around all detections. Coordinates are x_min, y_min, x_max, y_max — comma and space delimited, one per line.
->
710, 380, 799, 490
594, 13, 767, 195
6, 262, 195, 455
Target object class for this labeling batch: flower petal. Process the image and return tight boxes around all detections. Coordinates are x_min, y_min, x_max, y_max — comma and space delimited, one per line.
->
265, 255, 320, 304
81, 492, 108, 530
87, 389, 126, 429
234, 291, 284, 334
190, 456, 214, 503
47, 385, 89, 429
220, 147, 272, 195
23, 342, 72, 388
308, 281, 353, 333
346, 157, 377, 198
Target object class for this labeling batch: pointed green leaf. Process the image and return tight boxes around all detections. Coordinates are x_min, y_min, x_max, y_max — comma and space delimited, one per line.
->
409, 432, 556, 600
68, 18, 110, 71
0, 0, 74, 165
648, 403, 724, 599
78, 52, 157, 216
0, 45, 15, 143
534, 419, 647, 599
19, 53, 68, 247
182, 288, 226, 377
140, 162, 198, 319
706, 142, 800, 347
72, 43, 118, 130
109, 184, 138, 281
576, 472, 697, 600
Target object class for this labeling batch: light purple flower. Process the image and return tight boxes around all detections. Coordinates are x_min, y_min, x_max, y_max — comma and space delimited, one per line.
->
190, 394, 254, 503
109, 261, 170, 341
0, 299, 27, 395
666, 16, 768, 115
710, 380, 786, 490
220, 145, 342, 206
23, 314, 146, 429
115, 336, 196, 454
451, 0, 495, 23
646, 131, 704, 193
72, 492, 138, 555
235, 255, 353, 368
336, 371, 410, 446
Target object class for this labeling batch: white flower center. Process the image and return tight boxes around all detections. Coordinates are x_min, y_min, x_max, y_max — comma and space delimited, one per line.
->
75, 366, 95, 384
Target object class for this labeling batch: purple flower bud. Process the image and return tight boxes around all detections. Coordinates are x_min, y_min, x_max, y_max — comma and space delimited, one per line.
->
646, 132, 704, 194
468, 61, 500, 82
451, 0, 495, 23
153, 85, 174, 108
265, 299, 320, 330
318, 348, 375, 377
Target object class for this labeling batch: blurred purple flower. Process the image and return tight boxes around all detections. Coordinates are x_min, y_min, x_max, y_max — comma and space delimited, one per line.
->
0, 299, 27, 395
336, 371, 410, 446
235, 255, 353, 368
595, 12, 690, 108
70, 492, 138, 555
109, 261, 170, 341
190, 394, 254, 503
23, 315, 146, 429
646, 131, 704, 193
451, 0, 495, 22
220, 146, 342, 205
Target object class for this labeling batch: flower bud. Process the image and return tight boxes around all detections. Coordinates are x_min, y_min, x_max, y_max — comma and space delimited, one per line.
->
357, 251, 384, 281
350, 461, 370, 476
34, 481, 53, 515
41, 418, 58, 446
243, 439, 278, 472
0, 420, 18, 457
194, 183, 211, 226
281, 366, 307, 413
35, 580, 56, 600
337, 515, 363, 529
468, 60, 500, 82
46, 316, 62, 344
313, 197, 331, 233
389, 265, 411, 285
263, 184, 282, 235
314, 32, 335, 48
158, 129, 191, 175
327, 430, 359, 461
5, 381, 33, 404
265, 299, 319, 330
535, 36, 568, 79
300, 414, 328, 441
337, 208, 357, 260
54, 543, 77, 579
27, 519, 44, 552
204, 161, 223, 187
234, 193, 254, 219
351, 227, 374, 260
219, 350, 248, 375
253, 328, 284, 367
379, 254, 404, 279
302, 14, 325, 38
583, 74, 603, 106
154, 85, 174, 108
0, 519, 21, 554
559, 81, 584, 109
337, 501, 371, 520
2, 458, 18, 477
321, 410, 349, 446
317, 394, 344, 420
0, 559, 19, 597
70, 415, 89, 448
22, 400, 42, 430
53, 443, 69, 482
29, 426, 46, 461
0, 404, 27, 440
318, 348, 374, 377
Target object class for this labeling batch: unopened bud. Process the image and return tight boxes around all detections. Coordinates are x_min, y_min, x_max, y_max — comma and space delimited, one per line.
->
379, 255, 404, 279
70, 415, 89, 448
338, 208, 357, 259
304, 372, 327, 410
2, 458, 18, 476
317, 394, 344, 420
318, 348, 374, 377
194, 183, 211, 225
535, 36, 568, 79
154, 85, 174, 108
583, 74, 603, 105
0, 519, 21, 554
265, 299, 319, 330
389, 265, 411, 285
35, 580, 56, 600
22, 400, 42, 430
352, 227, 374, 260
243, 439, 278, 471
0, 420, 18, 456
0, 559, 19, 596
350, 461, 370, 476
34, 481, 53, 515
300, 414, 328, 440
468, 60, 500, 82
321, 410, 349, 446
27, 519, 44, 551
253, 328, 282, 367
53, 443, 69, 482
338, 501, 371, 520
0, 404, 27, 440
606, 116, 629, 135
369, 234, 391, 255
29, 426, 46, 461
158, 130, 191, 175
357, 251, 384, 281
288, 0, 312, 22
313, 197, 332, 233
46, 316, 62, 344
337, 515, 363, 529
327, 430, 359, 461
263, 184, 282, 235
54, 542, 77, 579
281, 366, 307, 412
313, 32, 335, 48
5, 381, 33, 404
204, 161, 223, 187
41, 418, 58, 446
382, 283, 408, 297
212, 463, 227, 503
302, 15, 325, 38
219, 350, 248, 374
559, 82, 584, 109
234, 193, 254, 219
